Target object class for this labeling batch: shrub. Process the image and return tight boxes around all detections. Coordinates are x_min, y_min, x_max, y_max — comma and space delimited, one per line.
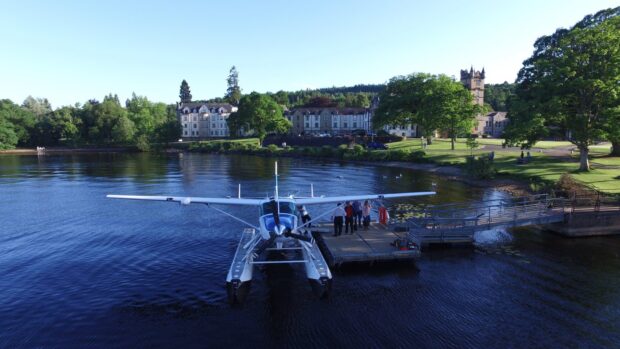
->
407, 150, 426, 162
368, 150, 388, 161
555, 173, 593, 197
320, 145, 334, 157
385, 149, 409, 161
351, 144, 365, 156
464, 156, 496, 179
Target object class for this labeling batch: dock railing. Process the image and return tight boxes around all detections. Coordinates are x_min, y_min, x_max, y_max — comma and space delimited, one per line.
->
406, 192, 620, 244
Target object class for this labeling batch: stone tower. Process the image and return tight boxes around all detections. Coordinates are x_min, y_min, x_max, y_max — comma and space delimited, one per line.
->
460, 67, 485, 106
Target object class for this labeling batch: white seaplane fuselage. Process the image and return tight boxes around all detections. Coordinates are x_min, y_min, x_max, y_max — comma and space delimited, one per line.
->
225, 198, 332, 302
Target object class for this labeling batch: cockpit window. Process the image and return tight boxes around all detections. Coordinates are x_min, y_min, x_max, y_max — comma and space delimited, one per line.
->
260, 201, 296, 215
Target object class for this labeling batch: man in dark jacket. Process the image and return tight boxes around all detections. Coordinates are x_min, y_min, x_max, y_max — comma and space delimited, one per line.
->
344, 201, 355, 234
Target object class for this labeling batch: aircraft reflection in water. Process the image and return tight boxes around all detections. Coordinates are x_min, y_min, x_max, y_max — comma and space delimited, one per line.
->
108, 162, 435, 303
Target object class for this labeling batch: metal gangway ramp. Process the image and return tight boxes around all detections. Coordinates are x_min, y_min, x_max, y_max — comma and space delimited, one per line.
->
407, 194, 568, 245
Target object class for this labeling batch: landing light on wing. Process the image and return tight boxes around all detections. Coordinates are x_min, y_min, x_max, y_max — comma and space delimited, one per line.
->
181, 197, 191, 205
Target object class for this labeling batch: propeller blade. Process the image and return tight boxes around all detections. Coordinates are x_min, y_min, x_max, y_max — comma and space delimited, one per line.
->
270, 199, 280, 227
283, 230, 312, 243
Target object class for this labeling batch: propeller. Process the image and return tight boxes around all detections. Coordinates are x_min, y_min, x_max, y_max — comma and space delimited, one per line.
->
269, 199, 312, 242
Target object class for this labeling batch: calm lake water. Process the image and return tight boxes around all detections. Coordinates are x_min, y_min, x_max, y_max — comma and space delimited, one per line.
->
1, 153, 619, 348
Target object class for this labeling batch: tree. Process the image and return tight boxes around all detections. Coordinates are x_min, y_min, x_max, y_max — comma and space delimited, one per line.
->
505, 10, 620, 171
272, 90, 290, 106
22, 96, 52, 116
154, 105, 181, 144
373, 73, 477, 146
0, 99, 36, 146
89, 94, 135, 144
465, 136, 479, 156
606, 107, 620, 156
484, 82, 515, 111
179, 79, 192, 103
33, 106, 80, 146
434, 76, 480, 150
227, 92, 290, 145
351, 93, 370, 108
303, 96, 337, 108
225, 66, 241, 106
0, 117, 18, 149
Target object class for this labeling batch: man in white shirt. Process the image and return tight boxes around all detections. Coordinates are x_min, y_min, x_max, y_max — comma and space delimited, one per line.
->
331, 203, 345, 236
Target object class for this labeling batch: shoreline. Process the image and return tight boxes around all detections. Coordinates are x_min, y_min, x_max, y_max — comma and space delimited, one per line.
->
0, 147, 139, 155
353, 160, 535, 196
0, 146, 538, 196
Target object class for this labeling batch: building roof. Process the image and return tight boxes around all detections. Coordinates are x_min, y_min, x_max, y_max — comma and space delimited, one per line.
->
178, 102, 235, 113
287, 107, 369, 115
487, 111, 507, 117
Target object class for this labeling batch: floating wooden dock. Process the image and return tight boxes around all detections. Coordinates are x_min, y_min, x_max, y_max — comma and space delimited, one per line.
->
312, 222, 420, 267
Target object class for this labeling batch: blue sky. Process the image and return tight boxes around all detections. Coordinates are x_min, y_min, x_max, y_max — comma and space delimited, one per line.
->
0, 0, 616, 107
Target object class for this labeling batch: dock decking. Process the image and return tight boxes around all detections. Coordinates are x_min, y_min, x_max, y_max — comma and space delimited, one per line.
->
312, 222, 420, 267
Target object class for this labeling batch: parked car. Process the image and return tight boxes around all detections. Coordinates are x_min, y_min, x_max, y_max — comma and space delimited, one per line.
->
366, 141, 388, 150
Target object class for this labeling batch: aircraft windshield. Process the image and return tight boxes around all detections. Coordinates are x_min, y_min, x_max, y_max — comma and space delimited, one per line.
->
260, 201, 296, 215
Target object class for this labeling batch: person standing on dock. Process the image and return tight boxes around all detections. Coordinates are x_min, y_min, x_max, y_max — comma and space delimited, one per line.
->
352, 200, 362, 230
331, 203, 345, 236
378, 204, 389, 225
344, 201, 355, 234
297, 205, 311, 227
362, 200, 372, 230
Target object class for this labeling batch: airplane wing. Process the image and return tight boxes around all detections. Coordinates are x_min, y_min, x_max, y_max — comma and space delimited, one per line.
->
294, 191, 435, 205
106, 194, 263, 206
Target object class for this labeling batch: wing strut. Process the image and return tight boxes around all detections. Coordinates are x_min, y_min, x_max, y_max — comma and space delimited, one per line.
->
206, 204, 260, 230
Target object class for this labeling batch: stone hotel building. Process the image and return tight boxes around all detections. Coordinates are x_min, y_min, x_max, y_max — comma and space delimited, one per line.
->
285, 107, 372, 135
178, 102, 237, 139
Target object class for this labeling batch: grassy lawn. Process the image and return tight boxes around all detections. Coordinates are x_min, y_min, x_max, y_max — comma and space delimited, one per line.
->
456, 138, 504, 146
388, 141, 619, 193
389, 138, 472, 151
530, 140, 573, 149
589, 144, 612, 154
195, 138, 259, 145
392, 137, 579, 149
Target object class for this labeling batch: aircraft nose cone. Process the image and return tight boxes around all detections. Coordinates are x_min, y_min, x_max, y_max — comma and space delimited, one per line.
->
276, 224, 286, 235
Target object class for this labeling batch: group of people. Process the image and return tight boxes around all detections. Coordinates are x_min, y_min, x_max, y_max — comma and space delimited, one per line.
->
331, 200, 373, 236
296, 200, 389, 237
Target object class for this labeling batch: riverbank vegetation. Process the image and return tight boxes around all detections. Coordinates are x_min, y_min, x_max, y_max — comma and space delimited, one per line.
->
181, 137, 620, 194
0, 95, 180, 151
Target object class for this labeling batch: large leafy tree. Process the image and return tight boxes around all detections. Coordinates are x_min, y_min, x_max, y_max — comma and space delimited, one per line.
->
484, 82, 515, 111
0, 117, 18, 149
505, 9, 620, 171
436, 77, 481, 150
154, 105, 181, 144
179, 79, 192, 103
225, 66, 241, 106
227, 92, 290, 145
89, 94, 135, 144
22, 96, 52, 116
606, 106, 620, 156
373, 73, 477, 146
0, 99, 36, 146
271, 90, 290, 106
33, 106, 80, 146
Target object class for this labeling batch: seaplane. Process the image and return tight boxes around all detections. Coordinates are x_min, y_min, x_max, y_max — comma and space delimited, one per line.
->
107, 162, 435, 303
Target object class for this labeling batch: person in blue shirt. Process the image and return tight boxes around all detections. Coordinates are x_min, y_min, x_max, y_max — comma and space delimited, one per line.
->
352, 200, 362, 230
